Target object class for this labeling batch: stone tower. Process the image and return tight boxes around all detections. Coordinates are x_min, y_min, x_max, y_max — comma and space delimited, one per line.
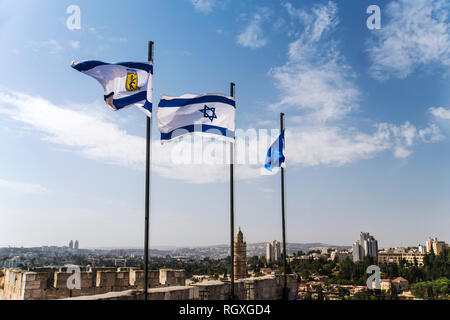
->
234, 228, 247, 280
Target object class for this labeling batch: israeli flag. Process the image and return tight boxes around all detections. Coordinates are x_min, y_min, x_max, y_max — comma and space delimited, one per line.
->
71, 60, 153, 117
265, 130, 285, 171
157, 93, 235, 143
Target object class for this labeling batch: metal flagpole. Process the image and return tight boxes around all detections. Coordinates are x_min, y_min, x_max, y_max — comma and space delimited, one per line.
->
144, 41, 154, 301
280, 112, 289, 300
229, 82, 236, 300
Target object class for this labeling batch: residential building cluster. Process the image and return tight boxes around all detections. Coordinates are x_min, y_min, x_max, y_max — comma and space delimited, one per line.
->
296, 275, 412, 300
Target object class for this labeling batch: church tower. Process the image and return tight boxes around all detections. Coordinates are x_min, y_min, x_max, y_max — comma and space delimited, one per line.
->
234, 228, 247, 280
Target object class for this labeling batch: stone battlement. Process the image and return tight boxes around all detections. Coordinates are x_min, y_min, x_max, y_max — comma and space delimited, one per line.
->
62, 275, 299, 300
0, 267, 185, 300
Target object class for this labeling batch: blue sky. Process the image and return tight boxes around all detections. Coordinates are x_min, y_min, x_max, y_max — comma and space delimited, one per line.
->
0, 0, 449, 249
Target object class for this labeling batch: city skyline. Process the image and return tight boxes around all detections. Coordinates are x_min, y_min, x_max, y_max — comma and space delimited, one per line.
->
0, 234, 445, 252
0, 0, 449, 249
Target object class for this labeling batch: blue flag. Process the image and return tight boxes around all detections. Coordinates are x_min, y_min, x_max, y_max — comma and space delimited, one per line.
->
265, 130, 285, 171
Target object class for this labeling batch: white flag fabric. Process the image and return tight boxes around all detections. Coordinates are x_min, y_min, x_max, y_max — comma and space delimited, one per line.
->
71, 60, 153, 117
157, 93, 236, 143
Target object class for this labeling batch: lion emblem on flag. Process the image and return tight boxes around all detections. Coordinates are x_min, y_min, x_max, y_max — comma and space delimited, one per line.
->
126, 69, 140, 91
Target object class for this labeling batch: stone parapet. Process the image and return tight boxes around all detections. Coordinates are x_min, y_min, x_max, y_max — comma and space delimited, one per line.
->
129, 269, 160, 289
0, 267, 185, 300
160, 269, 186, 287
1, 267, 298, 300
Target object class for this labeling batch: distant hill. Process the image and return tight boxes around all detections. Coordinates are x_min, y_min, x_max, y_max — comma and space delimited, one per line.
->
146, 242, 351, 259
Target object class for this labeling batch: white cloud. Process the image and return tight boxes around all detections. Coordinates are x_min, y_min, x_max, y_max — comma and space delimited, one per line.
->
271, 1, 442, 165
0, 90, 145, 169
0, 178, 47, 194
430, 107, 450, 120
0, 90, 263, 184
28, 40, 63, 55
283, 1, 339, 40
69, 40, 80, 49
368, 0, 450, 80
109, 37, 128, 43
273, 1, 358, 122
271, 59, 360, 122
418, 123, 443, 142
237, 10, 270, 49
0, 1, 446, 184
0, 88, 443, 184
286, 121, 441, 166
190, 0, 215, 14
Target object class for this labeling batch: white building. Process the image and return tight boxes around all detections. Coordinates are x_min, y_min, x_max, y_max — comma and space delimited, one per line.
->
426, 237, 448, 255
353, 232, 378, 262
418, 244, 425, 254
266, 240, 281, 263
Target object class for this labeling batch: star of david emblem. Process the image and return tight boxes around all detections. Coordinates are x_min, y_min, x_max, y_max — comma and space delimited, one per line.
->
199, 105, 217, 122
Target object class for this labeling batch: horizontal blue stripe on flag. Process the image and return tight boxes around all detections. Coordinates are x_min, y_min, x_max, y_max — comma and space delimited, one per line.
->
158, 95, 236, 108
161, 124, 235, 141
73, 61, 153, 73
108, 91, 150, 109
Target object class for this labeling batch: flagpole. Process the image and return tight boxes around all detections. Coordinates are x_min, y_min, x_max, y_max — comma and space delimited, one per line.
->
143, 41, 154, 301
229, 82, 236, 300
280, 112, 289, 300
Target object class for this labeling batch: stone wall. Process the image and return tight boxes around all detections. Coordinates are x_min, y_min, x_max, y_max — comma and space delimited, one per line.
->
130, 270, 160, 289
61, 275, 298, 300
192, 275, 298, 300
159, 269, 186, 287
0, 267, 185, 300
237, 275, 298, 300
194, 280, 230, 300
2, 269, 26, 300
62, 286, 199, 300
1, 267, 297, 300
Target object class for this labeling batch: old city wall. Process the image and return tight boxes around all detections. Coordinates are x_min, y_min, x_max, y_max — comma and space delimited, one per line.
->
1, 267, 298, 300
62, 275, 299, 300
0, 267, 186, 300
193, 275, 298, 300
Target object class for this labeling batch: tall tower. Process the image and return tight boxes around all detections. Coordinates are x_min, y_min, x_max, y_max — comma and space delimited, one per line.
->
266, 240, 281, 263
234, 228, 247, 280
69, 240, 73, 249
354, 232, 378, 261
74, 240, 79, 250
266, 242, 273, 263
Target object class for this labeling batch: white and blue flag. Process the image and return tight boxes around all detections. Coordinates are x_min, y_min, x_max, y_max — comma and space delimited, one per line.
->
71, 60, 153, 117
157, 93, 236, 143
265, 130, 285, 171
